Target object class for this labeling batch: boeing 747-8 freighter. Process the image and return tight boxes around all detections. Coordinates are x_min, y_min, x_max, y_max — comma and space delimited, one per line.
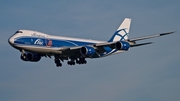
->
8, 18, 175, 67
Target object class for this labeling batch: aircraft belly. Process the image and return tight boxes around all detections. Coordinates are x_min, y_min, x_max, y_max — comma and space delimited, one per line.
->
15, 45, 61, 54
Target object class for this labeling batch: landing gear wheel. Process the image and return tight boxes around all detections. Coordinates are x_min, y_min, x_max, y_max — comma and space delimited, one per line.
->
67, 61, 75, 65
54, 59, 62, 67
79, 58, 87, 64
84, 60, 87, 64
56, 63, 62, 67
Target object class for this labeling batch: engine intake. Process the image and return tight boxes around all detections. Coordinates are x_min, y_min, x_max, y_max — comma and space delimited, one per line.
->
21, 52, 41, 62
80, 46, 96, 56
115, 41, 130, 51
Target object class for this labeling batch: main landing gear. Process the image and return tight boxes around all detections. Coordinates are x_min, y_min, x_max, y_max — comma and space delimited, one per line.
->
54, 59, 62, 67
67, 57, 87, 66
54, 57, 87, 67
76, 58, 87, 64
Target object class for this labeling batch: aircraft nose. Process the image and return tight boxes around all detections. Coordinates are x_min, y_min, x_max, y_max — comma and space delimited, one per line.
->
8, 37, 14, 45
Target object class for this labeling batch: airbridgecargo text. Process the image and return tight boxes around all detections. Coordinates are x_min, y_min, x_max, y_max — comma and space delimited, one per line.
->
34, 39, 44, 45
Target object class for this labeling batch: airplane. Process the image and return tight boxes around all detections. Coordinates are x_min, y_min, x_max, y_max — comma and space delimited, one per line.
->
8, 18, 175, 67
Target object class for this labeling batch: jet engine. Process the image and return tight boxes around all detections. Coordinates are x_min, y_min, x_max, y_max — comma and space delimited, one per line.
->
115, 41, 130, 51
80, 46, 96, 56
21, 52, 41, 62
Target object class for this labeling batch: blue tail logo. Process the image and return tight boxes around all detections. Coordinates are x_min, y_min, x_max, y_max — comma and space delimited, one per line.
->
108, 18, 131, 42
108, 29, 128, 42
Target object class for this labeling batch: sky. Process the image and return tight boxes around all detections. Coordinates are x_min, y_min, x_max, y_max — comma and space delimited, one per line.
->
0, 0, 180, 101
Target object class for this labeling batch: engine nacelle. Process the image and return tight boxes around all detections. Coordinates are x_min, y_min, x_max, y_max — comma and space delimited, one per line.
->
80, 46, 96, 56
115, 41, 130, 51
21, 52, 41, 62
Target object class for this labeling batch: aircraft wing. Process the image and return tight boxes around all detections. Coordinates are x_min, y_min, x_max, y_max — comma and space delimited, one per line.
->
127, 31, 175, 47
48, 42, 119, 57
128, 31, 175, 42
48, 46, 82, 55
92, 31, 175, 48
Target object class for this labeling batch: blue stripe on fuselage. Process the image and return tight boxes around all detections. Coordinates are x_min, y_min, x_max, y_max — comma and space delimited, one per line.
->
14, 36, 96, 48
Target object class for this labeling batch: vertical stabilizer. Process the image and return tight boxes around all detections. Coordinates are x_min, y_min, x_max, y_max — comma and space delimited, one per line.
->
109, 18, 131, 42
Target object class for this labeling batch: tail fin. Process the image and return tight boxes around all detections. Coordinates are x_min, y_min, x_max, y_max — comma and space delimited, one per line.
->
109, 18, 132, 42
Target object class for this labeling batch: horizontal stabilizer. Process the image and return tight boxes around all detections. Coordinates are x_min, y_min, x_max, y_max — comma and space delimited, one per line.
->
130, 42, 153, 47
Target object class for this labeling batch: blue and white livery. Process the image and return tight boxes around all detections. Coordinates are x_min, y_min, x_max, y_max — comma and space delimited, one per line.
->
8, 18, 175, 67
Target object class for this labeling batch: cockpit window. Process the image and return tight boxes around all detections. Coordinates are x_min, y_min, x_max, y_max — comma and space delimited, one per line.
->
15, 30, 23, 34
